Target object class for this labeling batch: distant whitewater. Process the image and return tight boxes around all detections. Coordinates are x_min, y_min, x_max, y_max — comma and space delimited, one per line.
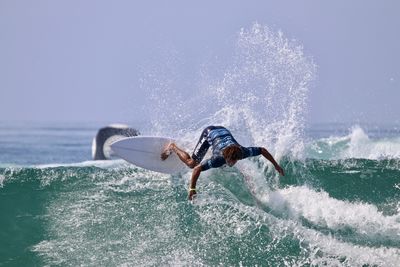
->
1, 24, 399, 266
306, 125, 400, 160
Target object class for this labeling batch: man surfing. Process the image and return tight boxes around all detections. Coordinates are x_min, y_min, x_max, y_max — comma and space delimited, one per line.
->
161, 126, 284, 200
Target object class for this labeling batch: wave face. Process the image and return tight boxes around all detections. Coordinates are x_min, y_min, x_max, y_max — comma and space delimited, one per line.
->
1, 24, 400, 266
1, 158, 399, 266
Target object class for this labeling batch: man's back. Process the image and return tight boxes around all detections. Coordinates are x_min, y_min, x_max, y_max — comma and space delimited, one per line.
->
206, 126, 239, 155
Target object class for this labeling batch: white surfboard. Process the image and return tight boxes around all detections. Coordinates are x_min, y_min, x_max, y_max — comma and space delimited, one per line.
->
110, 136, 187, 174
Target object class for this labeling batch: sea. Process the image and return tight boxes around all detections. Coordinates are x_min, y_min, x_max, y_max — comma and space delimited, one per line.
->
1, 24, 399, 266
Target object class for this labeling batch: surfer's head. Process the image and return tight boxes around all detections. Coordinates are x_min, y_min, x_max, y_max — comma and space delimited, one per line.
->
223, 145, 243, 166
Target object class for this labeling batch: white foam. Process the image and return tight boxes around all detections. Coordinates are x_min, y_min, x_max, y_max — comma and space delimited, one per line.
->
195, 190, 400, 266
231, 161, 400, 265
102, 170, 172, 194
0, 174, 5, 188
299, 223, 400, 266
310, 125, 400, 159
344, 126, 400, 159
236, 159, 400, 246
277, 186, 400, 243
35, 159, 130, 169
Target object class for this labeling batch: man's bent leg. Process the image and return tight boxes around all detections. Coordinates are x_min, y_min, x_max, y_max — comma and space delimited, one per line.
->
170, 143, 197, 168
191, 126, 214, 163
161, 126, 214, 168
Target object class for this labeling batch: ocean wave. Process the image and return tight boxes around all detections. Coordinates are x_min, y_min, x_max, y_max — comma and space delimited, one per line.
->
306, 125, 400, 160
1, 157, 399, 266
2, 21, 399, 266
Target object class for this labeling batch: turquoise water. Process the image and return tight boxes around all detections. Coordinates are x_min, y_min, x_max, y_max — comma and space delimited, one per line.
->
1, 24, 399, 266
1, 124, 399, 266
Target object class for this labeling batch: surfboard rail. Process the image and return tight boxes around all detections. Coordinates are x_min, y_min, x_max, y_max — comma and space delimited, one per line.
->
110, 136, 187, 174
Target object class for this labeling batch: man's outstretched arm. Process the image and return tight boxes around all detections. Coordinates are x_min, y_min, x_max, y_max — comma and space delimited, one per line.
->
260, 147, 285, 176
188, 165, 202, 200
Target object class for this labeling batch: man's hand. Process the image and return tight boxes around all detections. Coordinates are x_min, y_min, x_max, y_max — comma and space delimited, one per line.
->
275, 165, 285, 176
188, 189, 197, 200
261, 148, 285, 176
161, 143, 174, 160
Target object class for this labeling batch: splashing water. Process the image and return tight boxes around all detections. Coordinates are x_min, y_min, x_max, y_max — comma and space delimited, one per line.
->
306, 125, 400, 160
142, 23, 316, 161
4, 23, 399, 267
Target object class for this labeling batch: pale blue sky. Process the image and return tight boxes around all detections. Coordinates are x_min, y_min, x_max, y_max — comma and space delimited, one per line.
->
1, 0, 399, 125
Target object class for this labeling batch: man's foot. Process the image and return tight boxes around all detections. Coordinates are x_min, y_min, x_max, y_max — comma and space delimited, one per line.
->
161, 142, 174, 160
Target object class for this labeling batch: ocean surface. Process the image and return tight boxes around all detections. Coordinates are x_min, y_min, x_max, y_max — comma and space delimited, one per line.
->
1, 122, 399, 266
1, 24, 399, 266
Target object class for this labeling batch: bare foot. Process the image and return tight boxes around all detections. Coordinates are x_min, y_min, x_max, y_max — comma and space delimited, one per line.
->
161, 142, 174, 160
